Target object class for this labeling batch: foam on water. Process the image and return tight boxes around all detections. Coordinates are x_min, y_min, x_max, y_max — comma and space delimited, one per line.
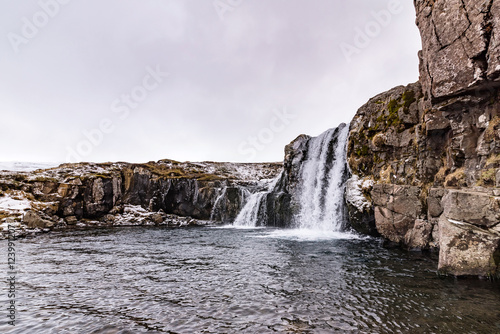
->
256, 228, 366, 241
212, 224, 266, 230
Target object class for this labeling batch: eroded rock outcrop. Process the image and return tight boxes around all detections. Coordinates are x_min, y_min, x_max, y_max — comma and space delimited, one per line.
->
0, 160, 281, 238
346, 0, 500, 278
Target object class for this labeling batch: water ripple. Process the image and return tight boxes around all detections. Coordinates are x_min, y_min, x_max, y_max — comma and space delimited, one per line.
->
0, 226, 499, 333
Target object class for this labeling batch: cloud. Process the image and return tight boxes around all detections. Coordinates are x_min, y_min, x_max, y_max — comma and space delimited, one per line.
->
0, 0, 421, 163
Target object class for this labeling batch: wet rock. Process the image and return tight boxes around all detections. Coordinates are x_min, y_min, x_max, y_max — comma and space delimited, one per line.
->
345, 175, 377, 236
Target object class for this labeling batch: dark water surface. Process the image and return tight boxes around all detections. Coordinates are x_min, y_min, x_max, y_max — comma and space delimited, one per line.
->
1, 226, 499, 333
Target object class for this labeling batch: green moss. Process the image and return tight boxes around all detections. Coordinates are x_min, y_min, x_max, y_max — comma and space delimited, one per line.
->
485, 117, 500, 141
197, 174, 224, 181
402, 90, 416, 109
373, 154, 383, 164
476, 168, 496, 187
444, 168, 467, 188
355, 145, 369, 156
349, 156, 373, 174
485, 154, 500, 167
143, 163, 227, 181
387, 99, 401, 114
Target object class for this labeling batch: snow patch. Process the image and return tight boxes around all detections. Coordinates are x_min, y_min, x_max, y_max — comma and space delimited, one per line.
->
345, 175, 372, 212
0, 194, 31, 212
0, 162, 59, 172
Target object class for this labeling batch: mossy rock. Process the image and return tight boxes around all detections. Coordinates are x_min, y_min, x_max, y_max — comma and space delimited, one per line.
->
444, 168, 467, 188
476, 168, 497, 187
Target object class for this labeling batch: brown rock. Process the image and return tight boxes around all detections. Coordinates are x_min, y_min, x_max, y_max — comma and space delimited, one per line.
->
405, 219, 433, 250
427, 188, 445, 218
23, 211, 54, 229
65, 216, 78, 225
415, 0, 499, 99
151, 213, 164, 225
442, 190, 500, 228
438, 215, 500, 278
374, 207, 416, 244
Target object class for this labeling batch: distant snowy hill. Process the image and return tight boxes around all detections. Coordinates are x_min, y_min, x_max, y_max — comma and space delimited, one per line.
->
0, 162, 60, 172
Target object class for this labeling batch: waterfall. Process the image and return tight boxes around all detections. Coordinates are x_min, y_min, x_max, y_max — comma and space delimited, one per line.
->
210, 185, 251, 223
209, 187, 228, 222
233, 173, 282, 227
232, 192, 267, 227
230, 124, 349, 231
296, 124, 349, 231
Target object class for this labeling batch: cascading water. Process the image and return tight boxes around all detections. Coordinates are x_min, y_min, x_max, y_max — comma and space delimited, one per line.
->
296, 124, 349, 231
230, 124, 349, 232
209, 187, 228, 222
233, 173, 283, 227
210, 185, 251, 223
232, 192, 267, 227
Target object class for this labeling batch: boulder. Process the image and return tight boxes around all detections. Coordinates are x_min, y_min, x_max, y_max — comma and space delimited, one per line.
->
438, 215, 500, 278
442, 190, 500, 228
23, 211, 54, 229
404, 219, 433, 250
65, 216, 78, 225
151, 213, 164, 225
415, 0, 500, 100
427, 188, 445, 218
345, 175, 377, 236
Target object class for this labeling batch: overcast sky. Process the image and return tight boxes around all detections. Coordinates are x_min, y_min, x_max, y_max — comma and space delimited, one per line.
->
0, 0, 421, 164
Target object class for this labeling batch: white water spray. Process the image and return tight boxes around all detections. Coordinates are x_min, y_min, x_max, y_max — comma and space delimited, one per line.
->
296, 125, 349, 231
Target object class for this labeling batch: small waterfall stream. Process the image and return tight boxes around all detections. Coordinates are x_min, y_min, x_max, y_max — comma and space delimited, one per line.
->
296, 124, 349, 231
233, 173, 282, 227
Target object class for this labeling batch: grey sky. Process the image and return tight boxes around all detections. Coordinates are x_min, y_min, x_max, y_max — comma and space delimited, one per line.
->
0, 0, 421, 163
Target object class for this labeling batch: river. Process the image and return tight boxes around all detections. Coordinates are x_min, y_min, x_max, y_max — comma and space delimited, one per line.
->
1, 226, 499, 333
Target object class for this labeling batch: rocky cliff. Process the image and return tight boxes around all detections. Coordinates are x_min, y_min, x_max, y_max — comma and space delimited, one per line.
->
0, 160, 281, 237
346, 0, 500, 278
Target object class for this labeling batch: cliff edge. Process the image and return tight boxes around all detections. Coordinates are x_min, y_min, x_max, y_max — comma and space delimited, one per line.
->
346, 0, 500, 278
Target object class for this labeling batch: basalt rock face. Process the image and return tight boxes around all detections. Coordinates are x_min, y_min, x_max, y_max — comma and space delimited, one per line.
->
415, 0, 500, 100
346, 1, 500, 278
0, 160, 282, 237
